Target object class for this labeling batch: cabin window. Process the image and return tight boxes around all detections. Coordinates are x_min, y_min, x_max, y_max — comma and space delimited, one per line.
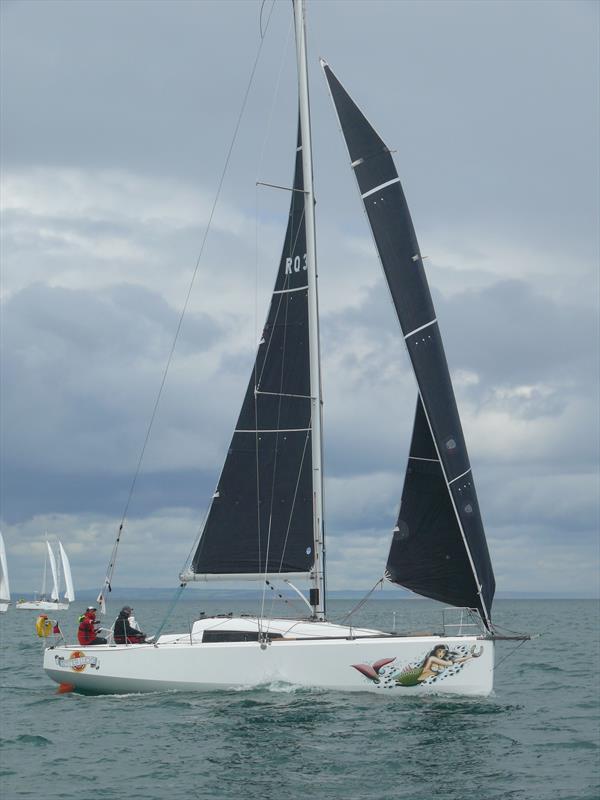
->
201, 630, 283, 643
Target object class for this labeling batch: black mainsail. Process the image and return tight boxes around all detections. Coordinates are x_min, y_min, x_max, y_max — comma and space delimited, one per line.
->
322, 61, 495, 627
184, 130, 315, 580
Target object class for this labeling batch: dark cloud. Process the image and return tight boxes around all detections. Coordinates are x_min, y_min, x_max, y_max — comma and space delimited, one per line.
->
1, 283, 222, 484
323, 274, 598, 418
1, 466, 213, 525
2, 1, 597, 244
437, 280, 598, 385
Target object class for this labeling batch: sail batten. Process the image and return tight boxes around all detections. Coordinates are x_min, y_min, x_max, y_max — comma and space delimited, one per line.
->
322, 63, 495, 626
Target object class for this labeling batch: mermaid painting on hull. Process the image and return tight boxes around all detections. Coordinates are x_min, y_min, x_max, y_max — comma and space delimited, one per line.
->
396, 643, 483, 687
351, 643, 484, 688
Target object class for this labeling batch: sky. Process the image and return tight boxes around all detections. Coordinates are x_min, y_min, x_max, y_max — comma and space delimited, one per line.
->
1, 0, 598, 601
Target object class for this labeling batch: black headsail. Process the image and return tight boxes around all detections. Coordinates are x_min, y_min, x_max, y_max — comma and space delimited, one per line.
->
182, 127, 315, 580
322, 61, 495, 627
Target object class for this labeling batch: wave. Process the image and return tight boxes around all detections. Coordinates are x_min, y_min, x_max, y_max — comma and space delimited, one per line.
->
2, 734, 52, 748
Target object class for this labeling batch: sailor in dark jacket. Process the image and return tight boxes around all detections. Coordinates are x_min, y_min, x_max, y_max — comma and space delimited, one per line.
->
113, 606, 146, 644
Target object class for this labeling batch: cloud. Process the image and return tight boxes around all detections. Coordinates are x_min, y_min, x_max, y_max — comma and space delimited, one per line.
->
437, 280, 598, 385
2, 510, 200, 594
490, 530, 600, 597
2, 191, 597, 594
0, 167, 264, 305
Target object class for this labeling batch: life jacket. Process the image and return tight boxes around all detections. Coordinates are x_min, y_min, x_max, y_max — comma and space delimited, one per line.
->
35, 615, 53, 638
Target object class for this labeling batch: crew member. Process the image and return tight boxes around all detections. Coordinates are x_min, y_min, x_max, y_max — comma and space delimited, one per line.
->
77, 606, 107, 646
113, 606, 146, 644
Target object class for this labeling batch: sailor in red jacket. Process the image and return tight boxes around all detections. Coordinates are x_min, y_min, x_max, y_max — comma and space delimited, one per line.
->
77, 607, 107, 646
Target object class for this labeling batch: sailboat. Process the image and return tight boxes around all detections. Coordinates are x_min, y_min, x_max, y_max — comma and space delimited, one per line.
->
0, 532, 10, 612
43, 0, 522, 695
17, 541, 75, 611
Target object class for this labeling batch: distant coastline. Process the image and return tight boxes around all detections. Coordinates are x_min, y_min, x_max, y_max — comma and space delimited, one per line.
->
10, 587, 599, 601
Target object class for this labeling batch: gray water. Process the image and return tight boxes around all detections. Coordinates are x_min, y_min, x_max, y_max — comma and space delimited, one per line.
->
1, 599, 598, 800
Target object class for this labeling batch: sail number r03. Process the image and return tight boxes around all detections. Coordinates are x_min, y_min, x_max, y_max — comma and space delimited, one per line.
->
284, 253, 307, 274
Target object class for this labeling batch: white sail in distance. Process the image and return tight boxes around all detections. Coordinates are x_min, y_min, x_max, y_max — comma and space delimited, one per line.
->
46, 542, 60, 602
0, 533, 10, 610
59, 542, 75, 602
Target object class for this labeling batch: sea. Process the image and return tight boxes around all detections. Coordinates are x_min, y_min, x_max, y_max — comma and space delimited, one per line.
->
0, 598, 598, 800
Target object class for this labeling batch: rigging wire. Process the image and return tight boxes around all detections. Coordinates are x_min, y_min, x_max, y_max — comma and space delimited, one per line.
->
97, 0, 277, 614
264, 579, 306, 618
260, 269, 291, 620
254, 4, 293, 362
259, 0, 269, 40
262, 427, 312, 624
250, 10, 297, 634
491, 620, 532, 636
257, 200, 310, 626
339, 579, 385, 625
494, 637, 530, 672
152, 583, 186, 641
257, 204, 309, 625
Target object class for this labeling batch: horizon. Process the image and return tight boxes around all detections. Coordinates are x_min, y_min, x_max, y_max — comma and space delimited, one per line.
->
7, 586, 599, 601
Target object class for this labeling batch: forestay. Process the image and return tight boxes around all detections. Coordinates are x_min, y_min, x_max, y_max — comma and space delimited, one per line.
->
322, 62, 495, 627
183, 129, 315, 581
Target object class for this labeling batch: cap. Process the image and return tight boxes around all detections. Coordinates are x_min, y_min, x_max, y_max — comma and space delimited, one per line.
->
86, 606, 96, 612
121, 606, 133, 614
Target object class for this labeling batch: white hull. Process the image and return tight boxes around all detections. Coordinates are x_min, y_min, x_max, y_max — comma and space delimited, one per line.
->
17, 600, 69, 611
43, 616, 494, 696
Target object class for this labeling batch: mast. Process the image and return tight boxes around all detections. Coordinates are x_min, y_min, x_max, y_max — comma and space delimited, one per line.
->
293, 0, 326, 619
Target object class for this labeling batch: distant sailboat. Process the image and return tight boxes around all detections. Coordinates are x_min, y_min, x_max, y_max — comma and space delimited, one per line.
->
0, 532, 10, 612
17, 541, 75, 611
